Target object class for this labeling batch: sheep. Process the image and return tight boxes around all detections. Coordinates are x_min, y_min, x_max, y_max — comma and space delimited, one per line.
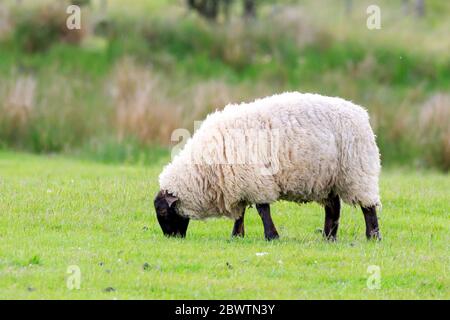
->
154, 92, 381, 241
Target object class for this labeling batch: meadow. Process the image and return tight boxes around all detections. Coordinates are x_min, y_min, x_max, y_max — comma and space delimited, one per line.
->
0, 151, 448, 299
0, 0, 449, 300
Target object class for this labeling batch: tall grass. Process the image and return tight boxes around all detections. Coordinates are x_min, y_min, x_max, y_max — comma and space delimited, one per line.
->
0, 75, 36, 147
11, 1, 88, 53
110, 57, 181, 145
0, 1, 449, 171
419, 94, 450, 171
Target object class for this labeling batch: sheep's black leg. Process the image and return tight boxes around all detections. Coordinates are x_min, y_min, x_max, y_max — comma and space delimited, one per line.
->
323, 193, 340, 241
361, 206, 381, 241
231, 211, 245, 238
256, 204, 279, 241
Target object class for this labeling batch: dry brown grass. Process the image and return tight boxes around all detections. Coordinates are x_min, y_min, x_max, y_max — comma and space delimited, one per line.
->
268, 5, 329, 49
1, 75, 37, 131
0, 4, 12, 40
419, 93, 450, 171
12, 1, 88, 52
108, 58, 272, 146
0, 72, 101, 151
185, 79, 276, 130
188, 79, 236, 123
110, 57, 182, 145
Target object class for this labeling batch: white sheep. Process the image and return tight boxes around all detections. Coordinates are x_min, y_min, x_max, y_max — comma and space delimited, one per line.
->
154, 92, 381, 241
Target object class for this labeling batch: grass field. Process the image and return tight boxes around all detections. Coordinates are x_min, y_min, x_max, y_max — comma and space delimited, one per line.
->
0, 151, 448, 299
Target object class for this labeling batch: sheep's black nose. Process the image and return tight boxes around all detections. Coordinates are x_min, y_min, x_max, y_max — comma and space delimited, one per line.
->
157, 211, 189, 239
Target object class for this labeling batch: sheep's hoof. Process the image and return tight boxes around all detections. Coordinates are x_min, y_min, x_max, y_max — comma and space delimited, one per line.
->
367, 230, 382, 241
231, 232, 245, 238
265, 232, 280, 241
324, 234, 337, 242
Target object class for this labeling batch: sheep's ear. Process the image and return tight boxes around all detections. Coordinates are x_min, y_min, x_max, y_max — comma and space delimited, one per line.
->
165, 194, 178, 208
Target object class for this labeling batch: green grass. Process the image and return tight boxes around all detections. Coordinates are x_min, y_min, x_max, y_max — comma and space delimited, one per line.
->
0, 151, 448, 299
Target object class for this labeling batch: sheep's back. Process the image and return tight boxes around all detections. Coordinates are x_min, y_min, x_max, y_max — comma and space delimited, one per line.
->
213, 92, 377, 206
161, 92, 380, 218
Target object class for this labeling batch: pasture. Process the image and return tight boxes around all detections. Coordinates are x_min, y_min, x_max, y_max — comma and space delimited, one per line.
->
0, 0, 449, 301
0, 151, 448, 299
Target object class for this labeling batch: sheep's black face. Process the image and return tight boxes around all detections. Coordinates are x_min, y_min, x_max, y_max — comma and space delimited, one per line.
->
154, 190, 189, 238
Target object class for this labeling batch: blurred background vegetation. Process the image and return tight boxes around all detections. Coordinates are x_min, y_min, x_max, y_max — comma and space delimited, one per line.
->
0, 0, 449, 171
